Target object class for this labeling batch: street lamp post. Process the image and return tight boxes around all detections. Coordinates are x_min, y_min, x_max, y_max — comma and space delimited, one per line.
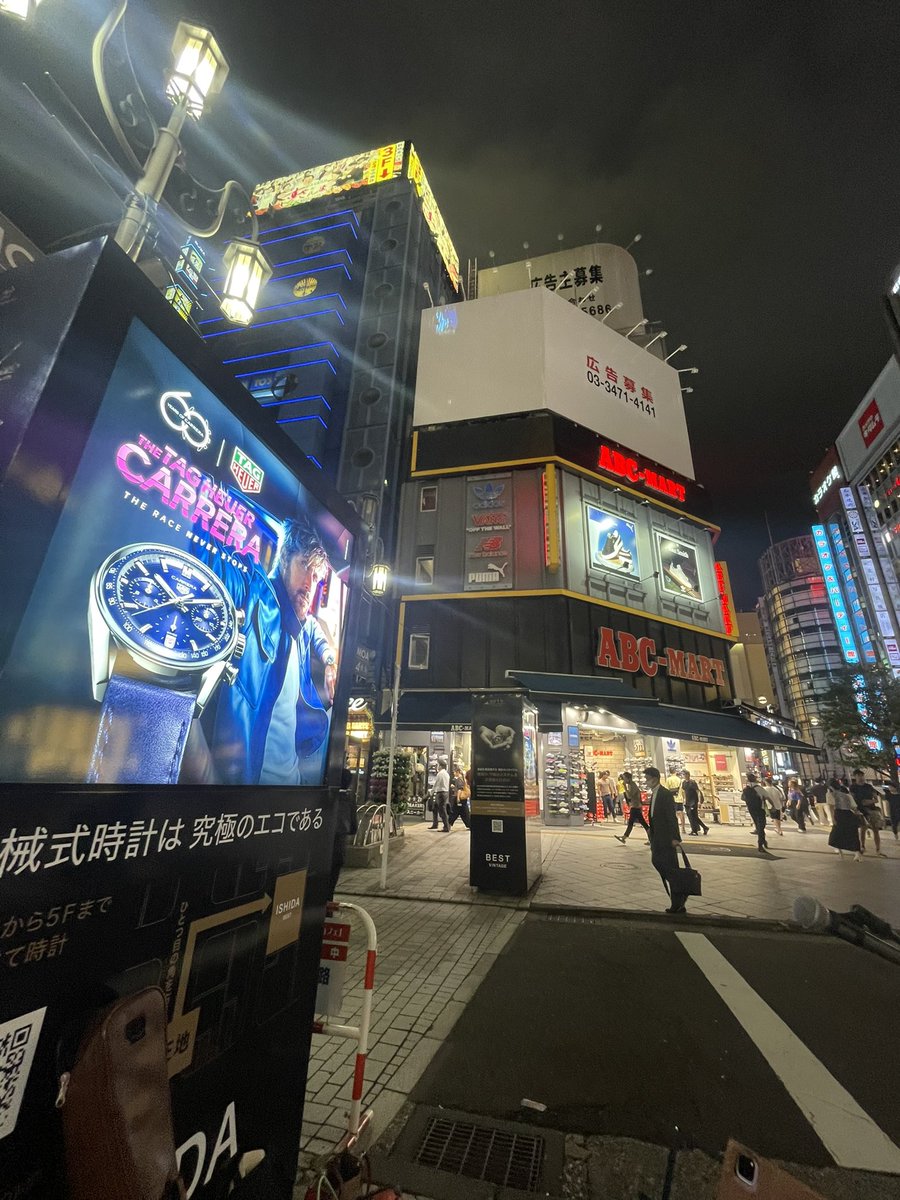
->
114, 22, 229, 261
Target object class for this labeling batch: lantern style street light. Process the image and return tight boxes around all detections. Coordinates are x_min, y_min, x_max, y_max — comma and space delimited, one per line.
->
369, 563, 391, 597
115, 22, 229, 262
221, 239, 272, 326
165, 22, 229, 119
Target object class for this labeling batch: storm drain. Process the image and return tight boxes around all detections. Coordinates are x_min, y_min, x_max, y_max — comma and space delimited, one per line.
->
414, 1116, 545, 1192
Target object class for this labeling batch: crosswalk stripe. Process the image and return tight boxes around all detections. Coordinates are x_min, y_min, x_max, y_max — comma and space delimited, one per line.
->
676, 931, 900, 1174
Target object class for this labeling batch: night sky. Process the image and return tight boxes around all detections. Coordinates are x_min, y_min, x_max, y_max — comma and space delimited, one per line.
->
7, 2, 900, 605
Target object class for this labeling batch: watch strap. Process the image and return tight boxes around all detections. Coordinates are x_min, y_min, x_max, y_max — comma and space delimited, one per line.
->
87, 675, 196, 784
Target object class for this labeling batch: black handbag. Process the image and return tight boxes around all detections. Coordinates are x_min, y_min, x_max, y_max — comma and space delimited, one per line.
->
667, 845, 702, 896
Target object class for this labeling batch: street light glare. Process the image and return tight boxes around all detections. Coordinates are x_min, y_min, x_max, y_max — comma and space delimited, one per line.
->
166, 22, 229, 119
0, 0, 41, 18
221, 238, 273, 325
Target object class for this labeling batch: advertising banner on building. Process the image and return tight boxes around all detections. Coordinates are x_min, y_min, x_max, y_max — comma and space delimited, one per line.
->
476, 241, 644, 334
811, 524, 860, 665
0, 782, 335, 1200
464, 473, 513, 590
587, 505, 639, 577
470, 694, 540, 893
415, 288, 693, 480
657, 534, 702, 602
0, 317, 353, 786
836, 358, 900, 477
252, 142, 405, 213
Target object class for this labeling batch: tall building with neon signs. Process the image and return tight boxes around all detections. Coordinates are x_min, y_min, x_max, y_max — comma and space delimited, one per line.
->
202, 142, 461, 696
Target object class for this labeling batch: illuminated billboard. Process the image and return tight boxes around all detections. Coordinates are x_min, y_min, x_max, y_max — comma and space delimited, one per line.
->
0, 318, 354, 786
811, 524, 859, 664
253, 142, 461, 292
252, 142, 405, 213
415, 287, 694, 479
407, 143, 460, 291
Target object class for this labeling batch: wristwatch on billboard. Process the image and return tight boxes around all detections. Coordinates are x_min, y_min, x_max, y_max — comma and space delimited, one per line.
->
87, 543, 245, 784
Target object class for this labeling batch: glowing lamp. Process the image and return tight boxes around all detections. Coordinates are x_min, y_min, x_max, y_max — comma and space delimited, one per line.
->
0, 0, 42, 18
220, 239, 272, 326
165, 22, 229, 119
370, 563, 390, 597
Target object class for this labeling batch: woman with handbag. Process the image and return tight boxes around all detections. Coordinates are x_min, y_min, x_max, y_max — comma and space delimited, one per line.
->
449, 767, 471, 829
828, 777, 863, 859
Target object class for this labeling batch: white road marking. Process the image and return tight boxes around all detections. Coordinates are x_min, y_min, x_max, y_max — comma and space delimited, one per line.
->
676, 931, 900, 1174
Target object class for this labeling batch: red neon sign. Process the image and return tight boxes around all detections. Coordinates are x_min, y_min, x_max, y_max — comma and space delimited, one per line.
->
714, 562, 735, 637
597, 444, 686, 503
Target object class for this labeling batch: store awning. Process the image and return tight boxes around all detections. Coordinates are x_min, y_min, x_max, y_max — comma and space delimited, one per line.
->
580, 699, 820, 753
505, 670, 820, 753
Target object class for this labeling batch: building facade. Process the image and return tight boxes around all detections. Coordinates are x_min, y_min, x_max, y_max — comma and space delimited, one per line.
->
729, 611, 776, 708
384, 281, 810, 845
810, 358, 900, 673
201, 143, 460, 700
756, 536, 844, 770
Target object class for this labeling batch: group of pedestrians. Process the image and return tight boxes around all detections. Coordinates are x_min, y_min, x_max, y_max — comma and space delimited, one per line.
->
428, 756, 472, 832
740, 770, 893, 858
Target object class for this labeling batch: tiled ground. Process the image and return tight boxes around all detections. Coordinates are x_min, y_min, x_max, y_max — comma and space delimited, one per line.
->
296, 816, 900, 1194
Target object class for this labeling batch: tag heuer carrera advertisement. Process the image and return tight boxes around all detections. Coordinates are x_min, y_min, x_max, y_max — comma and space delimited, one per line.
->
0, 318, 353, 786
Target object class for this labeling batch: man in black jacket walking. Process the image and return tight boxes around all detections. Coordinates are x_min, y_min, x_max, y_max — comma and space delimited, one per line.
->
646, 767, 688, 914
743, 773, 768, 852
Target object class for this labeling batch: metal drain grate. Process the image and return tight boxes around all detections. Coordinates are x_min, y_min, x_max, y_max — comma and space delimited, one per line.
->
414, 1116, 544, 1192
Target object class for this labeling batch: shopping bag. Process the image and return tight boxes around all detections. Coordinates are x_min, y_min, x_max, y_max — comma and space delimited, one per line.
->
667, 845, 702, 896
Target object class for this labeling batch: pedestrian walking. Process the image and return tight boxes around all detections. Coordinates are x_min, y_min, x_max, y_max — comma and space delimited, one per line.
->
614, 772, 651, 844
824, 777, 839, 825
805, 777, 822, 824
448, 766, 471, 829
742, 773, 768, 852
666, 769, 688, 833
760, 776, 785, 836
429, 756, 451, 831
828, 777, 863, 859
681, 771, 709, 836
598, 770, 618, 822
645, 766, 689, 914
786, 778, 809, 832
849, 769, 887, 858
882, 782, 900, 840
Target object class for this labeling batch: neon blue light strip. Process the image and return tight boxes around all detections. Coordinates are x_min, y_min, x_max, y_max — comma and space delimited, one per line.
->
276, 249, 352, 269
203, 308, 346, 341
261, 209, 360, 237
258, 393, 332, 412
261, 221, 359, 247
828, 521, 877, 664
198, 293, 348, 327
307, 456, 324, 469
277, 413, 328, 428
812, 524, 859, 664
233, 357, 337, 380
222, 340, 339, 365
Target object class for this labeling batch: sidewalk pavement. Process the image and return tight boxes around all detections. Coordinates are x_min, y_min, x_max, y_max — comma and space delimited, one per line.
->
295, 816, 900, 1195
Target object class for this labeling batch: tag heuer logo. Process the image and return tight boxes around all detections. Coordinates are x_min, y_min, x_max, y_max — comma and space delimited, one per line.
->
230, 447, 264, 493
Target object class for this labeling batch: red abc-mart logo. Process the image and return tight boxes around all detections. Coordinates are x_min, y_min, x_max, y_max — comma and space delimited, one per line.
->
859, 399, 884, 448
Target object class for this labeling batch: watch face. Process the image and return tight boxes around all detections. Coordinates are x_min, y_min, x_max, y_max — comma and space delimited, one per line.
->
95, 544, 238, 670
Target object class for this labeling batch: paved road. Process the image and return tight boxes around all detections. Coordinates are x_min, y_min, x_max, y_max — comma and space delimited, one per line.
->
409, 916, 900, 1173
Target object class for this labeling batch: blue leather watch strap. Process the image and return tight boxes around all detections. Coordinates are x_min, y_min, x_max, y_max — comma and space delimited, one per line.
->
87, 675, 196, 784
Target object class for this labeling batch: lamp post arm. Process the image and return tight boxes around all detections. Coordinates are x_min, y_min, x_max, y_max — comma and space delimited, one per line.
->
176, 178, 259, 241
91, 0, 146, 176
115, 94, 189, 259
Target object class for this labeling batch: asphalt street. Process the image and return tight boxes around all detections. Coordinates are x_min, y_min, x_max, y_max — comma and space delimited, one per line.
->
410, 915, 900, 1173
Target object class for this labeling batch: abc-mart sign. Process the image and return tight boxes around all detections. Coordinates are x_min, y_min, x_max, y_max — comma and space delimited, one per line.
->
595, 624, 727, 686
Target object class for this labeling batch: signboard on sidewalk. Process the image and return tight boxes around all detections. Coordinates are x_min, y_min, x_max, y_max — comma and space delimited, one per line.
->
0, 782, 336, 1200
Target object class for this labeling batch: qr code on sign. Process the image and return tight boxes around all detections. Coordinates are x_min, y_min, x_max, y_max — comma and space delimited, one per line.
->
0, 1007, 47, 1141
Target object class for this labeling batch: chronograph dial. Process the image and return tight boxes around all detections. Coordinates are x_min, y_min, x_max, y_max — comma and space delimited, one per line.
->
93, 543, 239, 670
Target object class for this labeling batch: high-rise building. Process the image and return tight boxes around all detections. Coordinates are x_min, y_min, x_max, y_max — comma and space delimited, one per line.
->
809, 359, 900, 674
756, 536, 843, 767
729, 611, 776, 708
201, 143, 460, 697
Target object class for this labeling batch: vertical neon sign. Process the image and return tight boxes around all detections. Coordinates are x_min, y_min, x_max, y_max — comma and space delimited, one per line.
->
811, 524, 859, 664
